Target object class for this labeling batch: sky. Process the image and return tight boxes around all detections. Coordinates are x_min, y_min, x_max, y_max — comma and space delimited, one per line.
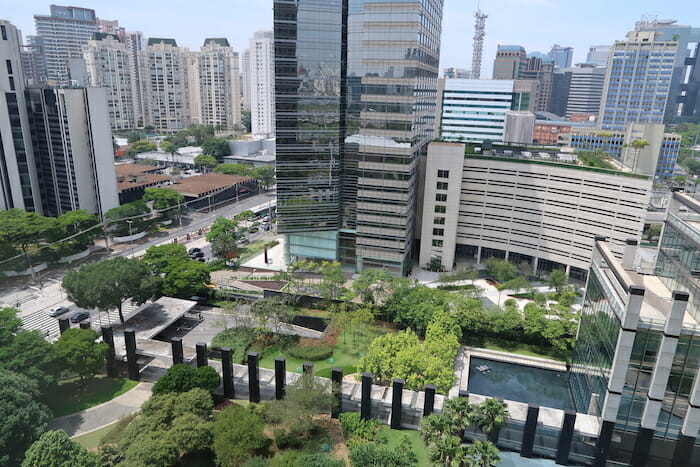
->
3, 0, 700, 77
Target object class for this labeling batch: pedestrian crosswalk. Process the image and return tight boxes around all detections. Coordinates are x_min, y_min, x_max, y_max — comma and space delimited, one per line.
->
20, 310, 61, 340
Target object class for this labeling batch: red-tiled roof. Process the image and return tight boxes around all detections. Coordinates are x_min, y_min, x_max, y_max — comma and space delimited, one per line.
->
170, 173, 253, 197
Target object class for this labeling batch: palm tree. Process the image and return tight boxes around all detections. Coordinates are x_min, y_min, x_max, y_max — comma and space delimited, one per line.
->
474, 398, 509, 443
421, 413, 454, 446
426, 434, 462, 466
466, 440, 501, 467
442, 397, 475, 439
623, 138, 649, 172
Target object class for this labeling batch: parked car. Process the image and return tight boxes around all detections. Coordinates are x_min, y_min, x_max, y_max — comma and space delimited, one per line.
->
191, 250, 205, 258
69, 311, 90, 323
188, 247, 202, 255
48, 306, 70, 317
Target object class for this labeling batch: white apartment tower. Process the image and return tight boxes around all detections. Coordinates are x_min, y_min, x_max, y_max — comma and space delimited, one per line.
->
194, 38, 241, 130
83, 33, 137, 131
249, 30, 274, 137
139, 38, 190, 131
241, 48, 251, 112
33, 5, 99, 85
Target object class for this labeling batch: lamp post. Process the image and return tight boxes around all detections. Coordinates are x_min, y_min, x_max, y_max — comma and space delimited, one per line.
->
126, 220, 134, 258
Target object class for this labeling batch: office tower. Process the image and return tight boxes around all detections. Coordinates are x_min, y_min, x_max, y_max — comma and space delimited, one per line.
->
249, 31, 274, 137
599, 30, 678, 130
570, 192, 700, 465
26, 87, 119, 217
548, 44, 573, 68
83, 33, 137, 131
444, 67, 471, 79
97, 19, 125, 42
471, 9, 487, 79
124, 31, 145, 124
586, 45, 610, 65
139, 38, 190, 131
21, 35, 47, 86
437, 78, 533, 142
550, 63, 606, 117
635, 19, 700, 120
521, 53, 554, 112
0, 20, 42, 211
241, 48, 251, 111
492, 45, 527, 79
33, 5, 99, 85
274, 0, 444, 274
194, 39, 241, 130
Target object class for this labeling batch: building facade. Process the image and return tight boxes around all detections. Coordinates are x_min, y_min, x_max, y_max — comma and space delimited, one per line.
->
548, 44, 573, 68
492, 45, 527, 80
194, 38, 241, 130
83, 33, 137, 131
550, 63, 606, 118
587, 45, 611, 66
418, 142, 651, 280
33, 5, 99, 85
444, 67, 471, 79
274, 0, 443, 274
521, 53, 554, 112
20, 35, 48, 86
241, 48, 251, 112
599, 30, 678, 130
249, 30, 275, 138
139, 38, 190, 131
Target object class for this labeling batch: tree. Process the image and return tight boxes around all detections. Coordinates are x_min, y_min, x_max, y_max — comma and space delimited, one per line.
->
214, 163, 252, 176
241, 110, 251, 132
22, 430, 99, 467
251, 297, 295, 333
0, 370, 52, 466
194, 154, 219, 170
382, 284, 448, 335
0, 209, 56, 270
168, 413, 213, 456
318, 260, 347, 300
161, 140, 177, 155
129, 140, 157, 154
104, 200, 151, 236
160, 259, 211, 298
127, 131, 145, 143
53, 209, 99, 248
644, 224, 662, 240
123, 431, 178, 467
0, 306, 22, 346
62, 256, 158, 323
275, 372, 335, 435
152, 364, 221, 395
143, 187, 184, 221
624, 139, 649, 172
251, 165, 275, 190
0, 325, 58, 391
202, 137, 231, 161
351, 269, 394, 305
466, 440, 501, 467
142, 243, 189, 274
474, 398, 509, 443
206, 217, 246, 259
683, 157, 700, 175
483, 257, 517, 283
547, 269, 569, 294
53, 329, 108, 383
212, 405, 269, 467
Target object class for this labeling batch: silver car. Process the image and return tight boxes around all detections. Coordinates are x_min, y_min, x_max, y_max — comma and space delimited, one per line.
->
48, 306, 70, 317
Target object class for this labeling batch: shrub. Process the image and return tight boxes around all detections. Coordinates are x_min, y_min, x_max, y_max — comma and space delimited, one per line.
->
152, 364, 221, 394
286, 344, 334, 361
211, 327, 258, 363
340, 412, 379, 443
213, 405, 270, 467
298, 453, 345, 467
273, 427, 303, 449
349, 442, 416, 467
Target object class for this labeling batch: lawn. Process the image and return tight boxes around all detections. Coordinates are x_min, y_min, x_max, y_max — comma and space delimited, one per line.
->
258, 322, 390, 378
462, 335, 566, 361
47, 376, 138, 418
378, 426, 430, 466
72, 421, 119, 450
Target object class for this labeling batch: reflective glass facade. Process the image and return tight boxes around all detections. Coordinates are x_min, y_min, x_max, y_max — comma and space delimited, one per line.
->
274, 0, 443, 273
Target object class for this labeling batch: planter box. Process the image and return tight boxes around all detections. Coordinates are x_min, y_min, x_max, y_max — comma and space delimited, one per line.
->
112, 230, 148, 243
4, 262, 48, 277
58, 247, 91, 263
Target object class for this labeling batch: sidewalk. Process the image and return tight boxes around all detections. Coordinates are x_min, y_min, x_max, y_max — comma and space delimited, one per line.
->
48, 382, 153, 437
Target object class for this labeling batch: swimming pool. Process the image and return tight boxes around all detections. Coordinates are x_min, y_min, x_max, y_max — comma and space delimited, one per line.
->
467, 357, 574, 410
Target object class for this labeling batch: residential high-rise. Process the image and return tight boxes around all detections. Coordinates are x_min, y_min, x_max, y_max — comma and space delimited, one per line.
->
492, 45, 526, 79
139, 38, 190, 131
548, 44, 573, 68
83, 33, 137, 131
521, 53, 554, 112
249, 31, 274, 137
26, 87, 119, 217
97, 19, 125, 42
599, 30, 678, 130
20, 35, 48, 86
124, 31, 145, 124
274, 0, 444, 274
33, 5, 99, 85
1, 20, 42, 211
194, 38, 241, 130
241, 48, 251, 111
586, 45, 611, 65
443, 67, 471, 79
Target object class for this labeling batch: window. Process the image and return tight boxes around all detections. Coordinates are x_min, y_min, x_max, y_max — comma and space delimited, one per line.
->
437, 170, 449, 178
434, 217, 445, 225
5, 60, 11, 74
432, 239, 443, 247
433, 228, 444, 236
436, 193, 447, 202
435, 205, 446, 213
8, 77, 14, 91
436, 182, 448, 190
1, 26, 6, 41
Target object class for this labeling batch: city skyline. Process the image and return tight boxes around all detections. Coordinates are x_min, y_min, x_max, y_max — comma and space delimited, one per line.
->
2, 0, 700, 77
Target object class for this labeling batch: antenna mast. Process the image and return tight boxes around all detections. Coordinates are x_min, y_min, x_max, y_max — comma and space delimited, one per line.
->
472, 6, 488, 79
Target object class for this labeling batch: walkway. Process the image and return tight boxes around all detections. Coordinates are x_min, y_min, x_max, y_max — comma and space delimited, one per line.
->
48, 382, 153, 437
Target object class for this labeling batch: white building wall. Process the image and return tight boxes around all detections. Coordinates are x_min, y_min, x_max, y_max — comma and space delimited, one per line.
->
249, 31, 275, 137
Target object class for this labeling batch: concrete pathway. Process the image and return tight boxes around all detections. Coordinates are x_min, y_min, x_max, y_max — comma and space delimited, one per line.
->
48, 382, 153, 437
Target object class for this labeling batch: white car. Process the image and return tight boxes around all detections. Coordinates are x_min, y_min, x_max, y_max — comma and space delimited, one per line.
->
48, 306, 70, 317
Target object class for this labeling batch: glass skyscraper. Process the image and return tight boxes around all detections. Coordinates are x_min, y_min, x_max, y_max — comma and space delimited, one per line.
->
274, 0, 443, 274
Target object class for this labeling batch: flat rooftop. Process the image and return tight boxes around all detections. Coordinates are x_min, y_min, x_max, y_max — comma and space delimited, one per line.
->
170, 173, 253, 198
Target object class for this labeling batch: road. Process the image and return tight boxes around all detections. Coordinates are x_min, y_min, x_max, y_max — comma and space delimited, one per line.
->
4, 191, 277, 340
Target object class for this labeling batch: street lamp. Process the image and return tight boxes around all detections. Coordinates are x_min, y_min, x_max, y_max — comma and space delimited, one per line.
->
126, 220, 134, 258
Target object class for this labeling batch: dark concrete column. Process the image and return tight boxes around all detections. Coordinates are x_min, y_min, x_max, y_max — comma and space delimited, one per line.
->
521, 404, 539, 458
58, 317, 70, 334
361, 372, 372, 421
391, 378, 404, 429
221, 347, 234, 399
631, 427, 655, 466
247, 351, 260, 403
124, 329, 139, 381
79, 320, 90, 329
101, 326, 116, 378
196, 342, 208, 367
171, 337, 183, 365
423, 384, 436, 416
593, 420, 615, 467
274, 357, 286, 400
556, 409, 576, 465
331, 367, 343, 419
302, 362, 314, 377
458, 389, 469, 398
671, 435, 697, 467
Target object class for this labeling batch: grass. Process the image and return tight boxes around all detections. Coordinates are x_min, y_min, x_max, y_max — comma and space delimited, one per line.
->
258, 322, 390, 376
72, 421, 120, 450
46, 376, 138, 418
377, 426, 430, 466
238, 239, 279, 263
462, 335, 566, 361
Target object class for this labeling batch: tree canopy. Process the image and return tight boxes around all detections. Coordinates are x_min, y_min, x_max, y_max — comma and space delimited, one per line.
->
22, 430, 99, 467
129, 140, 157, 155
142, 244, 210, 298
212, 404, 269, 467
0, 209, 56, 254
152, 364, 221, 395
206, 217, 246, 259
53, 329, 108, 383
104, 200, 151, 235
143, 188, 184, 220
194, 154, 219, 169
202, 138, 231, 160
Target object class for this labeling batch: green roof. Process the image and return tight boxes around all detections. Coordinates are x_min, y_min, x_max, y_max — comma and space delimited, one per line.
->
204, 38, 230, 47
148, 38, 177, 47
